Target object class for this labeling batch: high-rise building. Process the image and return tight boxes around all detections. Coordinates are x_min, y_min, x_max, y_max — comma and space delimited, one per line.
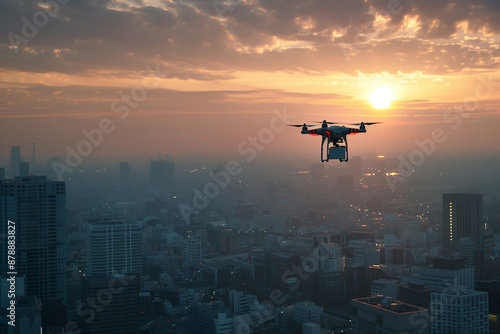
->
150, 157, 174, 189
182, 237, 201, 273
442, 193, 483, 255
430, 290, 489, 333
32, 134, 36, 174
80, 275, 139, 334
10, 146, 21, 177
351, 296, 430, 334
19, 162, 29, 176
442, 193, 494, 279
0, 168, 5, 179
87, 221, 143, 276
0, 176, 66, 303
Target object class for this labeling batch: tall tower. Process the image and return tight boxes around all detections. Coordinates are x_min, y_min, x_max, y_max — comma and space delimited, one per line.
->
442, 193, 483, 256
0, 175, 66, 302
32, 133, 36, 174
10, 146, 21, 177
182, 237, 201, 273
87, 221, 143, 276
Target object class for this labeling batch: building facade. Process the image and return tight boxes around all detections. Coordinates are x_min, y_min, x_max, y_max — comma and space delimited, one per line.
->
430, 290, 489, 333
0, 176, 66, 302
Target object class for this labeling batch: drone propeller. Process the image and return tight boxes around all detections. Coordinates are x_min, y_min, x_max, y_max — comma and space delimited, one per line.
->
350, 122, 382, 126
313, 120, 341, 125
288, 124, 315, 127
314, 121, 382, 126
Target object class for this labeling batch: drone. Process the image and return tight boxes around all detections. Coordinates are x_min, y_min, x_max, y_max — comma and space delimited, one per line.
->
288, 120, 381, 162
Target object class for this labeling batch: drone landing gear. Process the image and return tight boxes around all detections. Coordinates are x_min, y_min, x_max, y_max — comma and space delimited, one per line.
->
321, 135, 349, 162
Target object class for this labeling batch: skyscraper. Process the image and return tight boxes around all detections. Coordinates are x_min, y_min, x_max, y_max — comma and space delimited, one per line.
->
442, 193, 483, 256
32, 133, 36, 174
19, 162, 29, 176
10, 146, 21, 177
442, 193, 494, 279
0, 176, 66, 302
87, 221, 143, 276
150, 157, 175, 189
182, 237, 201, 273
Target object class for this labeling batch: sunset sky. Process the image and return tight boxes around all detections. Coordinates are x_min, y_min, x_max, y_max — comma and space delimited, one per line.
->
1, 0, 500, 160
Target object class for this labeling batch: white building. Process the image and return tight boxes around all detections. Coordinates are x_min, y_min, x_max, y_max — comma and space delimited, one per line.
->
182, 237, 201, 273
213, 313, 249, 334
229, 290, 257, 314
419, 265, 474, 291
292, 301, 323, 325
87, 220, 143, 275
431, 290, 489, 333
317, 243, 345, 272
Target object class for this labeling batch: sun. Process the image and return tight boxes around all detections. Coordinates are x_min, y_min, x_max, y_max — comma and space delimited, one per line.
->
370, 87, 395, 109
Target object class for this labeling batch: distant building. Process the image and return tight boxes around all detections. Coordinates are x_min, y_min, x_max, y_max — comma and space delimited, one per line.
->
229, 290, 257, 314
351, 296, 430, 334
265, 252, 299, 290
190, 302, 234, 334
80, 275, 139, 334
308, 271, 345, 307
87, 221, 143, 275
430, 290, 488, 333
399, 283, 433, 308
182, 237, 201, 273
371, 279, 398, 299
443, 193, 483, 255
317, 243, 345, 272
419, 257, 474, 291
150, 157, 174, 189
442, 193, 494, 280
0, 167, 5, 179
292, 301, 323, 325
10, 145, 21, 177
19, 162, 29, 176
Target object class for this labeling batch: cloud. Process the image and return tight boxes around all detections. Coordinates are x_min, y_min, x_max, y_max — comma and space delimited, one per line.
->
2, 0, 500, 79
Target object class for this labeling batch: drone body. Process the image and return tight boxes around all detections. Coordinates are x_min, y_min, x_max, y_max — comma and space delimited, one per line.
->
289, 120, 381, 162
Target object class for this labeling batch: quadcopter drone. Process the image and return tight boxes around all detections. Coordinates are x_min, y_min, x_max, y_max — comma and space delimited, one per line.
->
288, 120, 381, 162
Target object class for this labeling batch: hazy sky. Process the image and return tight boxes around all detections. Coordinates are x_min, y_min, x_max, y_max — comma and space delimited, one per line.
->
1, 0, 500, 161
